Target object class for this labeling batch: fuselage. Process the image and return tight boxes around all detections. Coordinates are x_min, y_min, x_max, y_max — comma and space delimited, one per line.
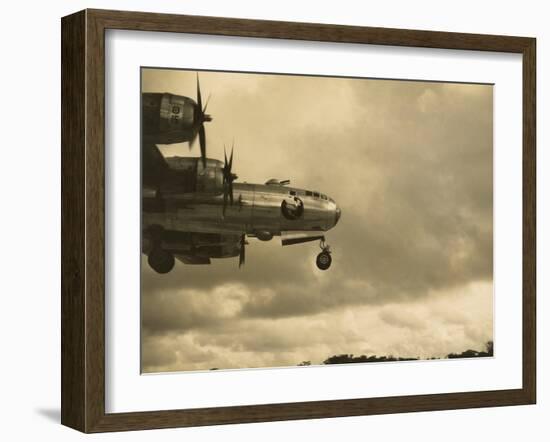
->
143, 181, 341, 237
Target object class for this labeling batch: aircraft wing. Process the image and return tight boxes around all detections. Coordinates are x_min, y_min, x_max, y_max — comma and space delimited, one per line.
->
142, 142, 169, 189
281, 231, 325, 246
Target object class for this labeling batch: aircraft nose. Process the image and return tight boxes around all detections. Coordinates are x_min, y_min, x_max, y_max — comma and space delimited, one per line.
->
334, 206, 341, 226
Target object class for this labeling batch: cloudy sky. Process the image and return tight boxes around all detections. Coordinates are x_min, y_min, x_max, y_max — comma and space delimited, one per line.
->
141, 68, 493, 373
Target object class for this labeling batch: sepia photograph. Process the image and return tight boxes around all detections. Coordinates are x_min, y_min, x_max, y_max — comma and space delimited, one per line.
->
140, 68, 494, 373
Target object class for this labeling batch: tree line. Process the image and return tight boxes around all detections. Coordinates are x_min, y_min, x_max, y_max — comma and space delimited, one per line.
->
297, 341, 494, 366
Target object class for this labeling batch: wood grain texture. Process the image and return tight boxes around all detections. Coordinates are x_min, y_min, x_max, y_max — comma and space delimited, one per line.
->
61, 10, 86, 432
61, 9, 537, 433
89, 8, 533, 52
522, 38, 536, 403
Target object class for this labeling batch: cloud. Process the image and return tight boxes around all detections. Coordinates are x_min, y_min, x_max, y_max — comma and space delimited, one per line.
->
142, 283, 250, 335
141, 282, 493, 372
379, 308, 427, 331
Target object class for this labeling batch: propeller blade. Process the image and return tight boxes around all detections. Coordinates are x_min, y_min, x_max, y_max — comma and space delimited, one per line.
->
228, 145, 234, 204
196, 73, 202, 114
198, 125, 206, 168
191, 73, 212, 162
222, 146, 228, 218
222, 143, 237, 217
222, 186, 228, 218
239, 234, 246, 267
189, 133, 197, 149
202, 93, 211, 114
229, 181, 234, 205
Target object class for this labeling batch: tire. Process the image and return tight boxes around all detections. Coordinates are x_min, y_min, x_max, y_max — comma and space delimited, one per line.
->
316, 251, 332, 270
148, 248, 175, 274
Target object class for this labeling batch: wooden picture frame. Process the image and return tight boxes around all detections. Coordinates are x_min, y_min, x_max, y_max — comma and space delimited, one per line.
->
61, 9, 536, 433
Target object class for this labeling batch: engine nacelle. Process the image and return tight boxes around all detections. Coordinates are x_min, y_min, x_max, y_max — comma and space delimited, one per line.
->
256, 231, 274, 241
163, 157, 224, 194
142, 93, 199, 144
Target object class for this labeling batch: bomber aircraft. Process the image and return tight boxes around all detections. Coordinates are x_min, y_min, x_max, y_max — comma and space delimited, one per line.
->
142, 144, 341, 274
142, 76, 212, 167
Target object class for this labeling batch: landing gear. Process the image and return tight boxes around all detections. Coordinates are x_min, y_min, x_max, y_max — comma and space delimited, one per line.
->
148, 247, 175, 274
316, 239, 332, 270
146, 224, 175, 274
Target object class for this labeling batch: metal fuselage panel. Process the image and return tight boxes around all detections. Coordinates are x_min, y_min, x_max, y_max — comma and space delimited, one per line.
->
143, 182, 337, 237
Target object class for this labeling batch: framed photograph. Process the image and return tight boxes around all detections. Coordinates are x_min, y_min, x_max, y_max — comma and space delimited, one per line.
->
61, 9, 536, 433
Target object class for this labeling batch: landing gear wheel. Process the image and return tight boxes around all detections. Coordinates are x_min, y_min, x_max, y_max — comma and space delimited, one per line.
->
316, 238, 332, 270
148, 248, 175, 274
316, 251, 332, 270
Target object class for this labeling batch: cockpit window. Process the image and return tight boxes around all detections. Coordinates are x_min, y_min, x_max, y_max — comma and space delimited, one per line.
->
321, 194, 327, 200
